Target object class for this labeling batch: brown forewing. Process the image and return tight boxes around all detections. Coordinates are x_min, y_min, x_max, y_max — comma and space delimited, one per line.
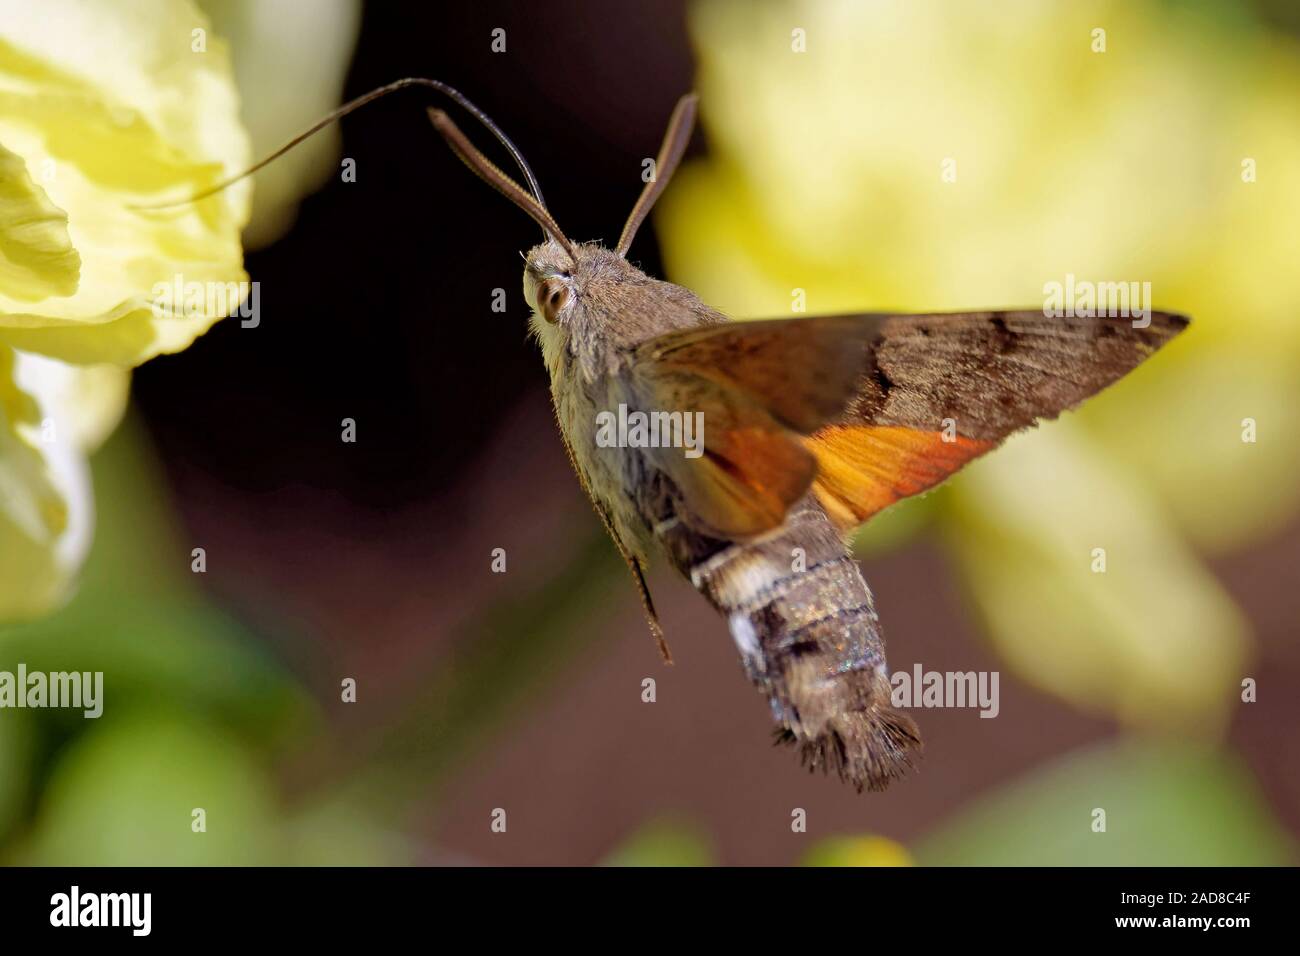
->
808, 309, 1189, 528
628, 309, 1189, 537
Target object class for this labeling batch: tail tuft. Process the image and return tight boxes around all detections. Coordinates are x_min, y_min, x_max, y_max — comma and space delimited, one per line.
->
776, 704, 922, 792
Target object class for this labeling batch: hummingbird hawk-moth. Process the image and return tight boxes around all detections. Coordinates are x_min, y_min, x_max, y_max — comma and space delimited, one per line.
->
177, 80, 1188, 791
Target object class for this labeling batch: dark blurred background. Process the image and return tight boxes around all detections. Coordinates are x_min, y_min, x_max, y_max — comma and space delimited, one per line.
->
138, 1, 694, 506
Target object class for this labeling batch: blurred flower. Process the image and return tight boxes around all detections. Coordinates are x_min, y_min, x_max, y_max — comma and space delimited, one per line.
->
0, 350, 126, 619
198, 0, 362, 249
0, 0, 251, 619
804, 835, 913, 867
659, 0, 1300, 729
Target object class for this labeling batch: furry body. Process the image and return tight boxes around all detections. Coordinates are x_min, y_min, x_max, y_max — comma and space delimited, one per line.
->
526, 241, 920, 789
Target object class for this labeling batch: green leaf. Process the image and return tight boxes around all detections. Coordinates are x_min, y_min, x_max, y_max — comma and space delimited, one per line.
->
603, 819, 714, 867
15, 709, 279, 865
914, 740, 1295, 866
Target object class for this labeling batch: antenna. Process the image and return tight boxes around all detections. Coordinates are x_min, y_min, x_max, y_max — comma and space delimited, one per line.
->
131, 77, 547, 210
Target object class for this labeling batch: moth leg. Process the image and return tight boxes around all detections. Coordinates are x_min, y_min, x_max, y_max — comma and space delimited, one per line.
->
624, 551, 672, 666
555, 428, 673, 664
591, 504, 671, 665
595, 502, 676, 665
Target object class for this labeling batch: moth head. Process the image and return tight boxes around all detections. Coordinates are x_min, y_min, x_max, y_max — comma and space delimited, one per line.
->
523, 240, 577, 325
423, 92, 700, 351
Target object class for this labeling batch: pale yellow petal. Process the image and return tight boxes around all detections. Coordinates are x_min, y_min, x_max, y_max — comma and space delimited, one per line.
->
12, 350, 129, 453
0, 142, 80, 301
199, 0, 362, 249
0, 346, 93, 620
0, 0, 251, 365
944, 426, 1250, 732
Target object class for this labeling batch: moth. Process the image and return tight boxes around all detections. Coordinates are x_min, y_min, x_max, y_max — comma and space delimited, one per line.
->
180, 79, 1188, 791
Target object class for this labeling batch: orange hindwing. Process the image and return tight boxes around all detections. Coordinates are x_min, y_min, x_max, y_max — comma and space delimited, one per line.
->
806, 424, 994, 531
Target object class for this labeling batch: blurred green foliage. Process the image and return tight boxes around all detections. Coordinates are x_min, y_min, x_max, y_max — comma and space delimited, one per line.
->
913, 741, 1295, 866
598, 741, 1295, 867
0, 418, 393, 864
604, 820, 715, 867
0, 415, 631, 864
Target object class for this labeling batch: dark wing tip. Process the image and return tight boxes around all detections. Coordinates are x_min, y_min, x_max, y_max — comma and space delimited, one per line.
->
1145, 310, 1191, 346
1154, 310, 1191, 329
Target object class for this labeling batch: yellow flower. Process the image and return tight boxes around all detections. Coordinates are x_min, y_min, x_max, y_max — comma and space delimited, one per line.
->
0, 349, 127, 619
804, 835, 913, 867
659, 0, 1297, 729
0, 0, 251, 619
198, 0, 362, 249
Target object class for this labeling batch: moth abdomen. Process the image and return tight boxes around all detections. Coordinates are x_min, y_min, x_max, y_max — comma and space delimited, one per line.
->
754, 571, 921, 792
774, 661, 922, 793
669, 498, 921, 791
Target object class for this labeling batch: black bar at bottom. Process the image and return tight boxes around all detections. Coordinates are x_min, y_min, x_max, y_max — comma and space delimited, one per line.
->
0, 865, 1286, 941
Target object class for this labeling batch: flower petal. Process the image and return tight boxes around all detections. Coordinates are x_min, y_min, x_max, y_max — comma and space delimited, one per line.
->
944, 426, 1250, 731
0, 142, 80, 301
0, 0, 251, 365
199, 0, 362, 250
0, 346, 94, 620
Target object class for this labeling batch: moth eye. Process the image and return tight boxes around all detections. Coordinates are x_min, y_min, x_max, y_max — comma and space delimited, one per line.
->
537, 278, 570, 324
